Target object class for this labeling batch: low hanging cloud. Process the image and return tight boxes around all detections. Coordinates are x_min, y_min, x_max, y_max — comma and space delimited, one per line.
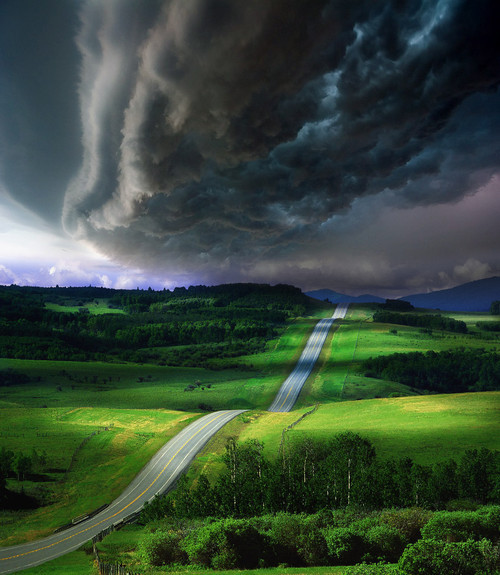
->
63, 0, 500, 287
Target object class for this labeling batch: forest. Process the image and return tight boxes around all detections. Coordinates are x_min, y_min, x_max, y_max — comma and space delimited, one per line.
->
0, 283, 310, 366
142, 433, 499, 521
362, 348, 500, 393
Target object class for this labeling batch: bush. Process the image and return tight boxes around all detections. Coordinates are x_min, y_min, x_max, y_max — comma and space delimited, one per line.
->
295, 513, 330, 566
137, 528, 187, 566
380, 508, 432, 543
264, 513, 314, 566
324, 526, 369, 565
181, 517, 272, 569
366, 524, 407, 563
343, 563, 401, 574
398, 538, 500, 575
421, 507, 500, 543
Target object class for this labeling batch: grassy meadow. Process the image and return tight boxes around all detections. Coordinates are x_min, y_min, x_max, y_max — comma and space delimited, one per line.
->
299, 305, 500, 406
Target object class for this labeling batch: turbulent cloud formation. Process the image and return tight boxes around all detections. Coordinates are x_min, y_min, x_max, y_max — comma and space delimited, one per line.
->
61, 0, 500, 289
1, 0, 499, 293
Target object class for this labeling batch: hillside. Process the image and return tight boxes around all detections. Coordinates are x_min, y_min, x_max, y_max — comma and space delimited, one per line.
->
400, 276, 500, 311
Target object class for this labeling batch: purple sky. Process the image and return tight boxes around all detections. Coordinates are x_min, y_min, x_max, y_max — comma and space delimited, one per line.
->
1, 0, 499, 296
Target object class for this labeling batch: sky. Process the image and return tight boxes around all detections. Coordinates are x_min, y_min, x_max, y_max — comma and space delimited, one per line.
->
0, 0, 499, 297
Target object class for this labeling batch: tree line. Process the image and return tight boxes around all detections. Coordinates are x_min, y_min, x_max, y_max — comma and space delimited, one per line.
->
133, 434, 499, 572
373, 310, 468, 333
140, 433, 499, 523
363, 348, 500, 393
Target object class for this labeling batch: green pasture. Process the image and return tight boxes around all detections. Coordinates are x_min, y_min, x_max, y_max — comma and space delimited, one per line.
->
44, 299, 125, 315
0, 358, 258, 411
0, 407, 198, 545
233, 391, 500, 466
2, 302, 500, 562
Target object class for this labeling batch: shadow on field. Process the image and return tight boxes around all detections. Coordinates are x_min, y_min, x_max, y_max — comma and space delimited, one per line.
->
1, 489, 39, 510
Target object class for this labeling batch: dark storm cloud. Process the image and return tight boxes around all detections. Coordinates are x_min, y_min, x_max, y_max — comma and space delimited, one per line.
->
0, 0, 82, 225
53, 0, 500, 283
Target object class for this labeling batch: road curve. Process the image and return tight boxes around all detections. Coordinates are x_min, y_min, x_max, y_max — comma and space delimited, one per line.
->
0, 302, 348, 573
268, 302, 349, 412
0, 410, 245, 575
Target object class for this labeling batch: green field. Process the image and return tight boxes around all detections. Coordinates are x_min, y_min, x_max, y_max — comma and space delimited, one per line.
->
44, 299, 126, 315
234, 391, 500, 464
0, 407, 198, 545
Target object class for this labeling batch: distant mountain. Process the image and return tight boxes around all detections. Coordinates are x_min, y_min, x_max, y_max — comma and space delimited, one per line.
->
400, 276, 500, 311
305, 288, 385, 304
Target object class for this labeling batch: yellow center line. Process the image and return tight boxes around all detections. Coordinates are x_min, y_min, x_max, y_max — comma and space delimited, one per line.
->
1, 412, 226, 562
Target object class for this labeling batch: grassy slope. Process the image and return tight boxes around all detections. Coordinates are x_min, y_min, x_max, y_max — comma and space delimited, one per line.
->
234, 392, 500, 465
44, 299, 125, 314
0, 312, 323, 545
0, 408, 198, 545
300, 305, 500, 406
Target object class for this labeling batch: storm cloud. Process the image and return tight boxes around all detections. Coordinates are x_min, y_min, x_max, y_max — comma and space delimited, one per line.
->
2, 0, 500, 293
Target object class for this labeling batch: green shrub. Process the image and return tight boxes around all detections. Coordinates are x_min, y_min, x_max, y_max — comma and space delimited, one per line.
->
181, 517, 271, 569
380, 508, 432, 542
263, 512, 301, 566
366, 524, 407, 563
343, 563, 401, 574
323, 526, 368, 565
398, 538, 500, 575
421, 506, 500, 543
295, 513, 330, 566
137, 528, 187, 566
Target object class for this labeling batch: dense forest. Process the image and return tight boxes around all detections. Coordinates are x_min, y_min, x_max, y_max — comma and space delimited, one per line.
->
0, 283, 312, 367
362, 348, 500, 393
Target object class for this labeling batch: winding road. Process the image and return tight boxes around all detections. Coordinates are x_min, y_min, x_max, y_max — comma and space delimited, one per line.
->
0, 303, 348, 574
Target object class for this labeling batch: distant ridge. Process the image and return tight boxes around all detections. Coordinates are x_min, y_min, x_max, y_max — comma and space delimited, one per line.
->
306, 276, 500, 312
305, 288, 385, 304
400, 276, 500, 311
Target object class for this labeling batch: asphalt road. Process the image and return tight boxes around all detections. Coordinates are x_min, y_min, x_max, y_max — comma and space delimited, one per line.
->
268, 302, 349, 412
0, 302, 348, 573
0, 410, 245, 575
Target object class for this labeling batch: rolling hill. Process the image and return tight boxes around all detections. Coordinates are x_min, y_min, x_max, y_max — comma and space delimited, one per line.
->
400, 276, 500, 311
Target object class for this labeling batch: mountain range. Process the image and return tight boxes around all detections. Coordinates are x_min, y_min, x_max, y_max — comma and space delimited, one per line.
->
306, 276, 500, 312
